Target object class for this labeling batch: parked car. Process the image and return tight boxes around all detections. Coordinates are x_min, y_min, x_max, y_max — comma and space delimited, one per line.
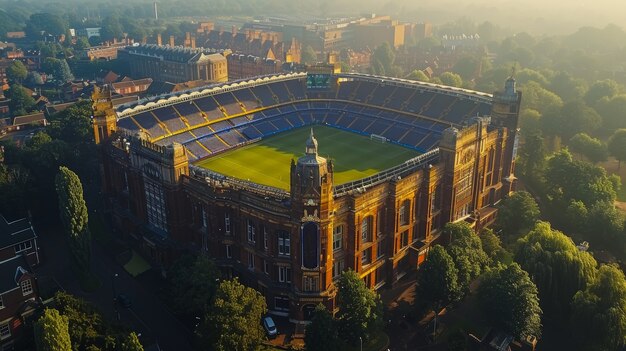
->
116, 293, 132, 308
262, 316, 278, 338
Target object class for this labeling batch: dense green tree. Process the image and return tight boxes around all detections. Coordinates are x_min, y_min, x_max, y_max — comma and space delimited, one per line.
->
444, 222, 489, 292
305, 304, 339, 351
302, 45, 317, 64
25, 71, 44, 86
571, 265, 626, 351
495, 191, 540, 235
416, 37, 441, 51
519, 81, 563, 115
372, 42, 395, 75
549, 71, 587, 102
568, 133, 608, 163
439, 72, 463, 87
42, 58, 74, 83
560, 100, 602, 140
564, 200, 588, 235
477, 263, 542, 339
406, 70, 429, 82
74, 37, 91, 51
55, 166, 91, 276
168, 254, 220, 317
608, 129, 626, 170
416, 245, 460, 309
48, 100, 94, 144
336, 270, 383, 346
516, 69, 549, 87
120, 332, 144, 351
54, 291, 107, 349
479, 228, 508, 263
6, 60, 28, 83
585, 79, 620, 106
452, 55, 480, 80
596, 94, 626, 130
26, 13, 69, 37
101, 15, 124, 42
200, 279, 267, 351
544, 149, 617, 207
518, 130, 546, 177
586, 201, 625, 247
34, 308, 72, 351
7, 84, 35, 116
515, 222, 597, 315
519, 109, 542, 134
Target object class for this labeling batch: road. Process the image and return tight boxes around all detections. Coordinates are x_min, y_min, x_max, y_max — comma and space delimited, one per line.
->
35, 222, 193, 350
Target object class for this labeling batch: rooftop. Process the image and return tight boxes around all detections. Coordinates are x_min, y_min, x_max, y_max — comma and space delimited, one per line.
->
0, 215, 37, 250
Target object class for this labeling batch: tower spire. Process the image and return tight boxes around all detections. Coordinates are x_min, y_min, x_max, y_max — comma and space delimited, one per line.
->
305, 128, 318, 155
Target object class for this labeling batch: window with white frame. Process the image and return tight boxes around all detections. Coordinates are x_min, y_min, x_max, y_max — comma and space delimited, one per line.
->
303, 276, 319, 292
263, 226, 268, 250
247, 220, 256, 243
361, 216, 373, 243
144, 181, 167, 232
278, 266, 291, 283
399, 200, 410, 226
0, 323, 9, 340
332, 259, 345, 278
225, 244, 232, 258
0, 295, 3, 309
224, 213, 231, 234
14, 240, 32, 254
21, 279, 33, 296
278, 231, 290, 256
247, 251, 255, 270
333, 225, 343, 251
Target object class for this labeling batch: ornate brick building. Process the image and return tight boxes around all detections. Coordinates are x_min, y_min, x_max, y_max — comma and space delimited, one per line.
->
93, 73, 520, 322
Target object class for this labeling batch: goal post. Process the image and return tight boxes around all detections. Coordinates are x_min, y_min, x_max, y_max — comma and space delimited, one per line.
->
370, 134, 388, 143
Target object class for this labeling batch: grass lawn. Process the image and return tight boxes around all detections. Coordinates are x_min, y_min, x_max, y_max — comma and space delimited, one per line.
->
194, 126, 420, 190
123, 250, 152, 277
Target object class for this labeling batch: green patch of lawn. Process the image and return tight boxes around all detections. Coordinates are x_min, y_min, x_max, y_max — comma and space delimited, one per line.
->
195, 126, 420, 190
123, 250, 151, 277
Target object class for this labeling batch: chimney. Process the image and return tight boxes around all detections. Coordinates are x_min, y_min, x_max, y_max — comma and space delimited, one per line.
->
157, 33, 162, 46
191, 36, 196, 49
169, 35, 175, 46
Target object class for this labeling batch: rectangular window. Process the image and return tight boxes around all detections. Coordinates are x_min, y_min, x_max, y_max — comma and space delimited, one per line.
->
332, 259, 345, 278
0, 295, 3, 309
263, 227, 269, 250
264, 260, 269, 274
21, 279, 33, 296
377, 241, 385, 258
333, 225, 343, 251
279, 266, 291, 283
401, 231, 409, 248
0, 323, 9, 340
225, 213, 231, 234
14, 240, 32, 253
278, 231, 290, 256
226, 244, 232, 258
144, 181, 167, 233
201, 206, 207, 228
274, 296, 289, 311
362, 248, 371, 266
247, 252, 255, 270
377, 208, 383, 235
247, 220, 256, 243
361, 216, 372, 243
303, 276, 319, 292
399, 204, 407, 226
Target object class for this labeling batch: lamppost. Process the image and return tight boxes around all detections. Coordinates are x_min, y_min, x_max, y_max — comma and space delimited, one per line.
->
359, 336, 363, 351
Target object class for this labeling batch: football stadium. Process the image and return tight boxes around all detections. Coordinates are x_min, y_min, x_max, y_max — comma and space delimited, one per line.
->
94, 69, 521, 321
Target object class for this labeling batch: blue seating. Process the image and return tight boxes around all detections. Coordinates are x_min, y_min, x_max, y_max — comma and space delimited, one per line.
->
366, 120, 392, 135
382, 124, 408, 141
153, 106, 186, 132
271, 117, 291, 131
270, 82, 291, 103
406, 91, 435, 113
161, 131, 194, 145
255, 121, 279, 135
199, 135, 228, 153
191, 127, 213, 139
252, 85, 276, 106
285, 114, 305, 127
209, 120, 234, 132
348, 115, 374, 131
423, 95, 456, 118
337, 81, 358, 100
194, 97, 223, 120
286, 80, 306, 99
300, 112, 314, 124
230, 116, 249, 126
400, 128, 428, 146
134, 112, 166, 138
174, 103, 205, 126
215, 93, 244, 116
218, 130, 248, 146
240, 126, 263, 139
279, 104, 296, 113
234, 88, 261, 110
183, 141, 210, 159
117, 117, 139, 132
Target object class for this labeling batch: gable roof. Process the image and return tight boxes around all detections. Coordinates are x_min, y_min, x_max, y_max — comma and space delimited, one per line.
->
0, 255, 31, 294
0, 214, 37, 250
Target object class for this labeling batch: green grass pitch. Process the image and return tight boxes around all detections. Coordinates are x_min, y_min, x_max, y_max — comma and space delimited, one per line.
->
194, 125, 421, 190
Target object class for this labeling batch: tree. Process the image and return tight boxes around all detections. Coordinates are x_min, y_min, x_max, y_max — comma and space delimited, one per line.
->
477, 263, 542, 339
200, 278, 267, 351
416, 245, 460, 309
569, 133, 608, 163
549, 71, 587, 102
302, 45, 317, 64
49, 100, 94, 144
585, 79, 619, 106
608, 129, 626, 170
515, 222, 597, 315
25, 71, 44, 86
544, 149, 617, 208
439, 72, 463, 87
444, 222, 489, 292
53, 291, 114, 349
519, 81, 563, 115
479, 228, 508, 263
518, 130, 546, 177
305, 304, 339, 351
34, 308, 72, 351
6, 60, 28, 83
571, 265, 626, 351
26, 13, 69, 37
452, 55, 480, 80
596, 94, 626, 130
168, 254, 220, 317
558, 100, 602, 140
101, 15, 124, 42
7, 84, 35, 116
74, 37, 91, 51
336, 270, 383, 346
406, 70, 429, 82
120, 332, 144, 351
55, 166, 91, 276
43, 58, 74, 83
372, 42, 395, 75
495, 191, 540, 236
